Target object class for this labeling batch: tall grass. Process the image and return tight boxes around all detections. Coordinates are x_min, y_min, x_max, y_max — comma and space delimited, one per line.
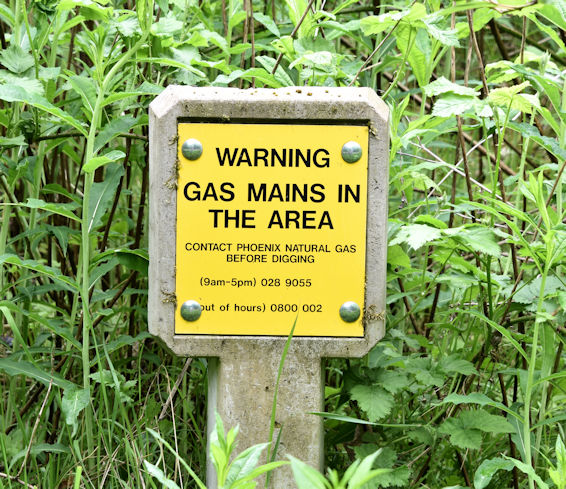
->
0, 0, 565, 488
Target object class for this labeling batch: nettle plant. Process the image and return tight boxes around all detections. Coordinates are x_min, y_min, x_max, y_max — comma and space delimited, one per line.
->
0, 0, 565, 488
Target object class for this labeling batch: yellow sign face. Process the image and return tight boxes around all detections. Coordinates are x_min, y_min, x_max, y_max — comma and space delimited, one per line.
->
175, 123, 368, 336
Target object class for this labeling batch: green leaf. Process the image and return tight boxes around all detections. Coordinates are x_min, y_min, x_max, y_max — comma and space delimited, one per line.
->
408, 359, 445, 387
0, 73, 44, 97
201, 29, 229, 52
508, 122, 566, 161
87, 163, 124, 232
135, 0, 147, 33
503, 456, 549, 489
117, 14, 141, 37
0, 84, 87, 136
41, 183, 81, 204
102, 82, 164, 107
414, 214, 447, 229
254, 12, 280, 36
289, 456, 328, 489
89, 369, 113, 385
144, 461, 181, 489
255, 56, 294, 86
396, 24, 431, 88
423, 14, 460, 47
440, 355, 477, 375
83, 150, 125, 173
460, 409, 514, 434
439, 418, 482, 449
474, 457, 515, 489
92, 247, 148, 276
352, 446, 410, 488
101, 332, 151, 359
0, 4, 15, 27
485, 59, 517, 84
549, 435, 566, 489
49, 224, 73, 256
432, 94, 481, 117
229, 10, 247, 29
57, 0, 112, 19
0, 45, 35, 74
445, 226, 501, 257
377, 370, 410, 394
289, 51, 333, 70
39, 66, 61, 81
233, 462, 289, 487
229, 43, 252, 55
68, 75, 97, 117
442, 392, 500, 407
10, 443, 70, 468
441, 392, 521, 420
390, 224, 442, 250
0, 136, 27, 148
62, 387, 90, 436
309, 412, 378, 426
360, 10, 407, 36
526, 13, 566, 57
511, 65, 565, 122
332, 0, 359, 15
511, 276, 564, 305
360, 12, 400, 35
285, 0, 314, 38
539, 1, 566, 29
0, 358, 74, 390
404, 2, 428, 22
150, 15, 183, 37
347, 450, 392, 489
89, 256, 119, 288
23, 198, 80, 222
387, 244, 411, 269
225, 443, 267, 486
454, 309, 529, 366
0, 301, 81, 350
350, 385, 394, 422
423, 76, 477, 97
94, 117, 139, 153
136, 57, 206, 78
488, 81, 539, 113
213, 68, 282, 88
0, 254, 79, 291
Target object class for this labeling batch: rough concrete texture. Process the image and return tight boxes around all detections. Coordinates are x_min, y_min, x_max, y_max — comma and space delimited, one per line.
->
207, 343, 323, 487
148, 86, 389, 488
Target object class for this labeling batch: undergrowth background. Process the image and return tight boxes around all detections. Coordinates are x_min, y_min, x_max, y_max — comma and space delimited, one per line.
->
1, 0, 566, 488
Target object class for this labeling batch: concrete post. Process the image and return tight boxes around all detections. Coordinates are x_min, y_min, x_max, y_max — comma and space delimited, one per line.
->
207, 344, 323, 487
148, 87, 389, 489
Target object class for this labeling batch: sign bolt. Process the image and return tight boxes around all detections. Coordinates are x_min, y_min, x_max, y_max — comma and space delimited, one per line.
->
180, 300, 202, 321
182, 138, 203, 160
339, 301, 361, 322
341, 141, 362, 163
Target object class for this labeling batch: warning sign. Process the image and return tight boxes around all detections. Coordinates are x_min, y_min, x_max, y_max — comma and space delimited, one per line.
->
175, 123, 368, 336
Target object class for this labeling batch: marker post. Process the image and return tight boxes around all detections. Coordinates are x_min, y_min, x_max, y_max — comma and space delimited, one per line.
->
149, 87, 389, 488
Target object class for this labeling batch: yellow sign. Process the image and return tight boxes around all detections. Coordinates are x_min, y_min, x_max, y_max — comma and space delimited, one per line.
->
175, 123, 368, 336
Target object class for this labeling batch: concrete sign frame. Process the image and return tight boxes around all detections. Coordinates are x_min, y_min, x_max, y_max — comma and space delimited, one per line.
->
149, 86, 389, 488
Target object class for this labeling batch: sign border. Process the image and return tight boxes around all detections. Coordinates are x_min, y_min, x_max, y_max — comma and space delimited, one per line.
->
149, 86, 389, 358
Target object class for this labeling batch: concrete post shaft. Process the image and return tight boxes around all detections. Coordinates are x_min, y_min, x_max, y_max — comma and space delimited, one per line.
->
207, 343, 324, 488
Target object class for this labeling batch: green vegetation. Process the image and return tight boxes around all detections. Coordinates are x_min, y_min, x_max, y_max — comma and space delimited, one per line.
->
0, 0, 565, 487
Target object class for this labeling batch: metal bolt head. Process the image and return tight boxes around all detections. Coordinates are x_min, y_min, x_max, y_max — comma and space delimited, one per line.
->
341, 141, 362, 163
180, 300, 202, 321
182, 139, 203, 160
339, 301, 361, 322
